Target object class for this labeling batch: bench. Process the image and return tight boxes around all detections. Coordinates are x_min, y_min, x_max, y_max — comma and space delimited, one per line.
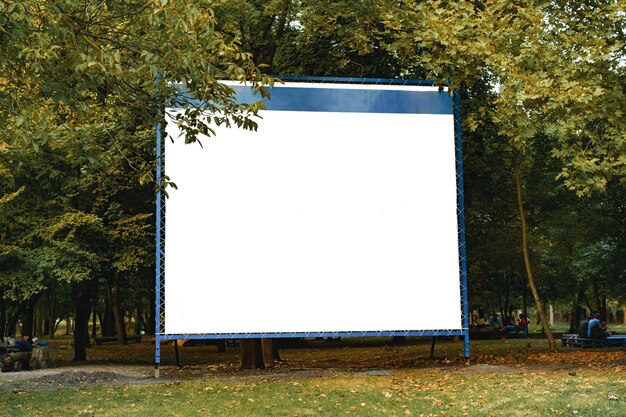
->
561, 333, 579, 347
607, 335, 626, 347
561, 333, 625, 348
94, 335, 142, 345
560, 334, 603, 348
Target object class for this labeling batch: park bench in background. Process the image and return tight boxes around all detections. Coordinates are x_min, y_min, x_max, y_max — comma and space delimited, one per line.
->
94, 335, 142, 345
606, 335, 626, 347
561, 333, 626, 348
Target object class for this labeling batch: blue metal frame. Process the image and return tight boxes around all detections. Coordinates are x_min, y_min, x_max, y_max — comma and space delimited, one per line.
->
155, 73, 163, 377
454, 89, 470, 360
155, 76, 470, 366
161, 330, 466, 341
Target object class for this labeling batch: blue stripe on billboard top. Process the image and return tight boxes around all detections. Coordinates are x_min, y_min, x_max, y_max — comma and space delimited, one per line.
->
230, 84, 453, 115
172, 82, 453, 115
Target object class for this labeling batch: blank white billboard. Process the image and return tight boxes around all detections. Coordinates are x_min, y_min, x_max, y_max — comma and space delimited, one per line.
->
163, 83, 462, 335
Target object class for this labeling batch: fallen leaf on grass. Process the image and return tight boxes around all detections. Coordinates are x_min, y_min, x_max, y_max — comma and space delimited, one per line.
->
608, 395, 619, 401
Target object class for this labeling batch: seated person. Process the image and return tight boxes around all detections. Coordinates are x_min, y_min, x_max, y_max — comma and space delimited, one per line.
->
587, 314, 602, 338
12, 335, 34, 352
590, 321, 610, 342
502, 316, 517, 337
486, 315, 501, 327
579, 315, 592, 339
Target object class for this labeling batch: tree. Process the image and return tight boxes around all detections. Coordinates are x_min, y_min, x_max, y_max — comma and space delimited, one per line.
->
1, 0, 272, 361
382, 0, 625, 350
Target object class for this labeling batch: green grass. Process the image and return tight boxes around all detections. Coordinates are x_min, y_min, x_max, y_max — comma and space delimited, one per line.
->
2, 336, 626, 416
3, 369, 626, 416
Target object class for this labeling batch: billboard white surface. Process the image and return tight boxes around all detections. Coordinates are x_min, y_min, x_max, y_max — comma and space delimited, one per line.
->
163, 83, 462, 335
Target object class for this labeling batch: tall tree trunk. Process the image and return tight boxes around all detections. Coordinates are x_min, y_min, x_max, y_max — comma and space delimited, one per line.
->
43, 318, 50, 337
8, 301, 26, 336
0, 297, 5, 338
266, 0, 291, 73
514, 161, 557, 351
111, 271, 127, 345
600, 295, 607, 323
504, 282, 510, 320
569, 285, 585, 333
102, 283, 116, 337
47, 287, 56, 338
92, 305, 98, 340
72, 281, 94, 361
134, 306, 143, 335
261, 339, 281, 363
21, 295, 39, 339
241, 339, 265, 369
148, 292, 156, 335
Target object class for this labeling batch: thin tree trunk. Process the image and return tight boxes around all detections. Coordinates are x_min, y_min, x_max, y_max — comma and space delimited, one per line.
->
514, 160, 557, 351
569, 285, 585, 333
72, 281, 94, 361
102, 283, 116, 337
0, 297, 5, 338
92, 305, 97, 340
134, 306, 143, 335
266, 0, 291, 73
47, 288, 56, 338
21, 296, 39, 339
600, 296, 607, 323
261, 339, 281, 363
148, 295, 156, 335
241, 339, 265, 369
504, 283, 510, 321
111, 271, 127, 345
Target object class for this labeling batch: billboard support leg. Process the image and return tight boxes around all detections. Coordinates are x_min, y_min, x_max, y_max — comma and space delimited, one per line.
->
155, 72, 163, 379
454, 87, 470, 363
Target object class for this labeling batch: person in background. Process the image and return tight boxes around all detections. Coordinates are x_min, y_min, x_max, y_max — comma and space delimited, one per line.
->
587, 313, 601, 338
486, 315, 501, 327
589, 315, 610, 343
517, 314, 529, 338
14, 335, 34, 352
579, 314, 592, 339
502, 316, 517, 338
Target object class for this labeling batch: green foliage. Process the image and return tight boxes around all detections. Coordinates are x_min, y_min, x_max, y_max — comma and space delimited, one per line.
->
391, 0, 626, 196
0, 1, 274, 337
0, 0, 273, 155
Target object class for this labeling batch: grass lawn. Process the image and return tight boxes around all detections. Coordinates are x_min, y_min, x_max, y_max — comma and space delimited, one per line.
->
1, 336, 625, 416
